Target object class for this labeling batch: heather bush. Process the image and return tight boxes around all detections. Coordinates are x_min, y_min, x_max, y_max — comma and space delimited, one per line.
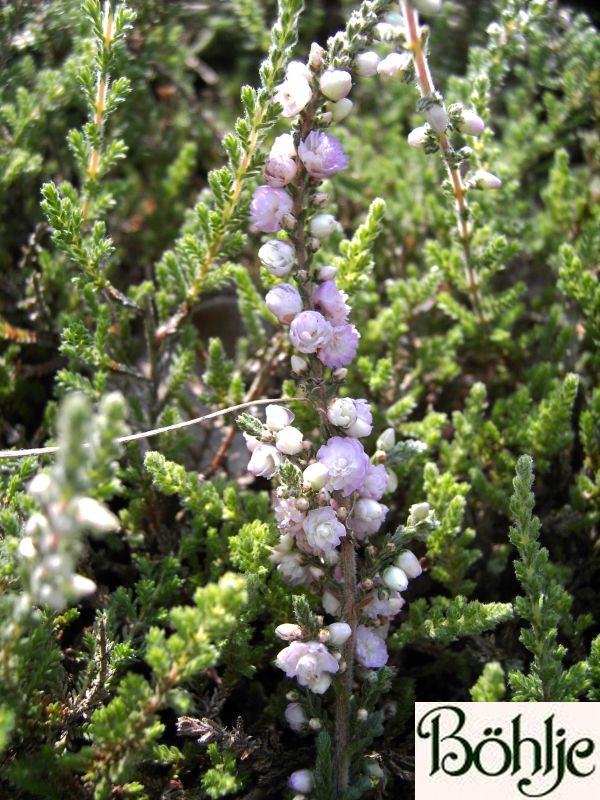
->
0, 1, 599, 798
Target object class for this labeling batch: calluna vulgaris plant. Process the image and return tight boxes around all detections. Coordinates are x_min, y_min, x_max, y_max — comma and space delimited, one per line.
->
0, 0, 599, 798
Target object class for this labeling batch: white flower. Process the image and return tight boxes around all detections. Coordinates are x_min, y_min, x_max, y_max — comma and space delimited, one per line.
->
265, 404, 295, 431
70, 497, 120, 533
274, 61, 312, 117
408, 125, 429, 148
243, 433, 260, 453
275, 623, 304, 641
355, 50, 380, 77
28, 472, 52, 497
425, 103, 449, 133
458, 109, 485, 137
323, 589, 341, 615
329, 97, 353, 122
276, 640, 340, 694
18, 537, 36, 559
345, 399, 373, 438
309, 214, 340, 239
377, 52, 411, 79
382, 565, 409, 592
70, 573, 97, 596
327, 398, 358, 429
317, 265, 338, 281
270, 133, 296, 158
471, 170, 502, 190
377, 428, 395, 452
395, 550, 422, 578
275, 425, 304, 455
302, 507, 346, 556
291, 355, 308, 374
258, 239, 295, 276
247, 444, 283, 478
408, 501, 431, 524
348, 498, 388, 538
303, 461, 330, 490
319, 69, 352, 101
385, 469, 398, 494
327, 622, 352, 647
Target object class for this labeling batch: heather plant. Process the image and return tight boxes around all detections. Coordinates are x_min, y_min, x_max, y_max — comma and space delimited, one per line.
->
0, 0, 599, 799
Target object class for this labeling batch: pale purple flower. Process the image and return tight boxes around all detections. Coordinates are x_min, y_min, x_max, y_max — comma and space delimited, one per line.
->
317, 436, 370, 497
298, 131, 349, 180
273, 497, 306, 533
312, 280, 350, 324
317, 323, 359, 368
265, 283, 302, 324
250, 185, 293, 233
289, 310, 332, 354
302, 506, 346, 556
269, 534, 309, 585
247, 444, 283, 479
458, 108, 485, 137
274, 61, 312, 117
326, 622, 352, 647
348, 498, 388, 538
288, 769, 314, 793
264, 155, 297, 188
285, 702, 307, 732
355, 625, 388, 668
276, 640, 340, 694
275, 623, 303, 641
360, 464, 388, 501
363, 590, 405, 620
345, 398, 372, 438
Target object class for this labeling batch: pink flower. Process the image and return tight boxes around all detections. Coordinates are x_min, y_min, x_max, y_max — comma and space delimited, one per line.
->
347, 498, 388, 538
276, 640, 340, 694
289, 310, 332, 354
250, 185, 293, 233
317, 436, 370, 497
298, 131, 349, 180
360, 464, 388, 501
317, 323, 359, 368
355, 625, 388, 668
264, 155, 297, 188
302, 506, 346, 556
312, 280, 350, 323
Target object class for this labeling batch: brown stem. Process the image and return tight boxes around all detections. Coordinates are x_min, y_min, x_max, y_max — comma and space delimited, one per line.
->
333, 536, 358, 795
402, 1, 485, 324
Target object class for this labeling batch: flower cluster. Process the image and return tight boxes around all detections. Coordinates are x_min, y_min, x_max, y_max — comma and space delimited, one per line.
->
244, 32, 433, 793
18, 472, 120, 611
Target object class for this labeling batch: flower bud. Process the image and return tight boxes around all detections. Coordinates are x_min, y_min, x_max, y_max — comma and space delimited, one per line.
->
355, 50, 380, 77
332, 368, 348, 381
265, 283, 302, 324
408, 501, 430, 523
357, 708, 369, 722
377, 52, 411, 79
291, 355, 308, 374
270, 133, 296, 158
319, 69, 352, 101
385, 469, 398, 494
327, 622, 352, 646
382, 565, 409, 592
425, 103, 448, 133
302, 462, 330, 491
458, 109, 485, 137
408, 125, 429, 148
285, 702, 307, 731
328, 97, 353, 122
471, 170, 502, 189
258, 239, 295, 277
395, 550, 423, 579
18, 536, 36, 559
288, 769, 314, 794
317, 265, 338, 281
308, 717, 322, 731
275, 425, 304, 455
312, 192, 330, 207
265, 404, 295, 431
275, 623, 304, 641
327, 397, 357, 428
309, 214, 339, 239
377, 428, 395, 452
309, 42, 325, 70
71, 574, 97, 596
28, 472, 52, 497
70, 497, 120, 533
323, 589, 341, 616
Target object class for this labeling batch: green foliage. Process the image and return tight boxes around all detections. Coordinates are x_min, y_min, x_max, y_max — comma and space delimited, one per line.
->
470, 661, 506, 702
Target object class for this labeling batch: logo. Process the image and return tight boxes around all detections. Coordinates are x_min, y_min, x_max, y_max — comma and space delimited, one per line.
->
415, 703, 600, 800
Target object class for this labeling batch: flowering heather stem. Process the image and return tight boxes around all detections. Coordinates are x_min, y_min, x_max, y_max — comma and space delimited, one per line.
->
333, 535, 358, 795
402, 1, 486, 325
